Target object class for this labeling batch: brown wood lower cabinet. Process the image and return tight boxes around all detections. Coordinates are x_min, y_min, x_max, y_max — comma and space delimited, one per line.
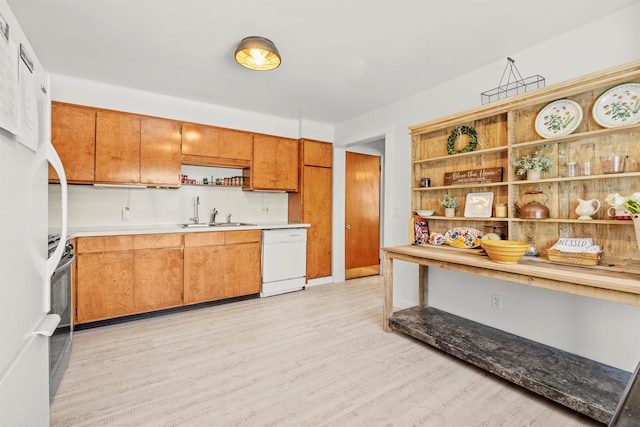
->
76, 236, 135, 323
132, 234, 184, 312
76, 231, 262, 324
184, 230, 261, 304
183, 232, 226, 304
223, 231, 261, 297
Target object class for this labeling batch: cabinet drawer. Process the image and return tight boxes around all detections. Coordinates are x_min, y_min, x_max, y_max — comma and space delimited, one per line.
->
225, 230, 261, 244
76, 235, 134, 253
184, 231, 225, 247
133, 233, 183, 249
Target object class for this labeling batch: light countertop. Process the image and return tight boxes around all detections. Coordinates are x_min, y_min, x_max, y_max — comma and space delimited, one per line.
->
60, 222, 310, 238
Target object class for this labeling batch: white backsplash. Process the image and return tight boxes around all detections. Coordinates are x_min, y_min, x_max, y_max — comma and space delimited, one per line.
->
48, 165, 289, 228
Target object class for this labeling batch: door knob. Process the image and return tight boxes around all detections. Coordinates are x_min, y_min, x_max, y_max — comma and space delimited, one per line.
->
345, 224, 351, 230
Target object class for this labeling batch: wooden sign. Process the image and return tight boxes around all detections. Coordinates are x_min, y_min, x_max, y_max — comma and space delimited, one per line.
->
443, 167, 503, 186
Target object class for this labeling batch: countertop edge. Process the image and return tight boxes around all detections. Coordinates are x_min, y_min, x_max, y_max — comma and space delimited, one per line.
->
63, 223, 310, 238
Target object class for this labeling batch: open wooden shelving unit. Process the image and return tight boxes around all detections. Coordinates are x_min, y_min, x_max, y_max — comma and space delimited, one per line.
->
410, 60, 640, 270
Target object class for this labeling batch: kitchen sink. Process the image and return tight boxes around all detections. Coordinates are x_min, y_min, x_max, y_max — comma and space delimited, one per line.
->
178, 222, 256, 228
177, 223, 216, 228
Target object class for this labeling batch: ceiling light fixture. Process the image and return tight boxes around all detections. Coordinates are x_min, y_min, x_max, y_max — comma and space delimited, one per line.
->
234, 36, 281, 71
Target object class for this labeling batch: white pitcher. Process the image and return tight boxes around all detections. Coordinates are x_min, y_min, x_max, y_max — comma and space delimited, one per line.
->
576, 198, 601, 220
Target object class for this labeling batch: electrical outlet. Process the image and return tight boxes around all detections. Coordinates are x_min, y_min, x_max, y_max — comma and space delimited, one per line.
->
122, 205, 130, 221
491, 294, 502, 310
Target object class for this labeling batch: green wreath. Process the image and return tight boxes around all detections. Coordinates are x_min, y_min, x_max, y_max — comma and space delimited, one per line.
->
447, 126, 478, 155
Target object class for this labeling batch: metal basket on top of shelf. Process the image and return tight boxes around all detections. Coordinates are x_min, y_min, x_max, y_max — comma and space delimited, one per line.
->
481, 57, 545, 105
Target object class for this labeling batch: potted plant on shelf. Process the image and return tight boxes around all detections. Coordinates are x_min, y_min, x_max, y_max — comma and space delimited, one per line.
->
440, 194, 460, 217
512, 144, 554, 180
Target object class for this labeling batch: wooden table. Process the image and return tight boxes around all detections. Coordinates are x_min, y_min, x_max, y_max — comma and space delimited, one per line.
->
382, 244, 640, 332
381, 244, 639, 423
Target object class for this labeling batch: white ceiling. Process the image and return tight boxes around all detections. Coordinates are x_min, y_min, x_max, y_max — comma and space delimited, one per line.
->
6, 1, 638, 124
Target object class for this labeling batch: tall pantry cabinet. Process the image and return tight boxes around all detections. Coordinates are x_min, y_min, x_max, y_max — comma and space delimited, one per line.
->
289, 139, 333, 281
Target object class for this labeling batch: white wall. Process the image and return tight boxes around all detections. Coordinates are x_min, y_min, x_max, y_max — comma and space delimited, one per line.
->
48, 75, 333, 229
332, 4, 640, 371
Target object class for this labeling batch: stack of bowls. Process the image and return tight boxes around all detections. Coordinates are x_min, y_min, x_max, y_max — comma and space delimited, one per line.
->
480, 240, 530, 264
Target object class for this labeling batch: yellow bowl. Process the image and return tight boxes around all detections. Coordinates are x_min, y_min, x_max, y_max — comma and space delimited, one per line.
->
481, 240, 530, 264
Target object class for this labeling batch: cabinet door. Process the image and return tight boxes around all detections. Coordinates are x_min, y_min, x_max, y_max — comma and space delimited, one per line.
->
183, 245, 225, 304
224, 242, 261, 297
96, 110, 141, 184
302, 139, 332, 167
304, 166, 332, 279
276, 137, 299, 191
76, 251, 134, 323
49, 103, 96, 183
181, 123, 220, 157
219, 128, 253, 161
134, 247, 183, 312
140, 117, 181, 186
252, 134, 299, 191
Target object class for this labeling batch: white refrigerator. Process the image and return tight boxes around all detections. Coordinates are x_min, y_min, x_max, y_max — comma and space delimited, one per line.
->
0, 1, 67, 425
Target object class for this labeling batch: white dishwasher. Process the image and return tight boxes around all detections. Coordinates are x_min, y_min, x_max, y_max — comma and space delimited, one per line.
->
261, 228, 307, 297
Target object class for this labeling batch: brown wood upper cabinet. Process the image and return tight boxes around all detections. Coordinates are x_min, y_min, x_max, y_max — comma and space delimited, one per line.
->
181, 123, 253, 168
49, 102, 96, 183
248, 134, 299, 192
141, 117, 181, 186
95, 111, 182, 187
50, 103, 182, 187
96, 110, 141, 184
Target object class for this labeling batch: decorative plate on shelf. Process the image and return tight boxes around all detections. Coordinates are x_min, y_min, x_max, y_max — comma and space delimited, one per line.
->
534, 99, 583, 138
592, 83, 640, 128
464, 192, 494, 218
444, 227, 484, 249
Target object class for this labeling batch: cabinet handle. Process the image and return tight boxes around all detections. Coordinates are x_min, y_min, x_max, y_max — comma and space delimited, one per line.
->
345, 224, 351, 230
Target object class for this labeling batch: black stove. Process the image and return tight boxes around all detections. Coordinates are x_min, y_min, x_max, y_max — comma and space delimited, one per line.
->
47, 232, 74, 401
48, 233, 73, 260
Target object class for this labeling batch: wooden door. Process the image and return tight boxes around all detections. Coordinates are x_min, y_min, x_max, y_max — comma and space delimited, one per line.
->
223, 230, 261, 297
224, 242, 261, 297
140, 117, 181, 186
133, 233, 184, 312
345, 152, 380, 279
183, 246, 225, 303
252, 134, 279, 189
275, 137, 299, 191
183, 232, 226, 304
181, 123, 220, 157
305, 165, 332, 279
76, 251, 134, 323
252, 134, 299, 191
95, 110, 141, 184
219, 128, 253, 161
49, 103, 96, 183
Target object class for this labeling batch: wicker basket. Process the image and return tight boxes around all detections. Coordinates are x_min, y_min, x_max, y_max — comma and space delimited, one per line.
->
546, 249, 603, 266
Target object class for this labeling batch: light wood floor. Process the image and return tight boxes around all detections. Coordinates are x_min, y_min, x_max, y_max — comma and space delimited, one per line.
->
50, 276, 600, 426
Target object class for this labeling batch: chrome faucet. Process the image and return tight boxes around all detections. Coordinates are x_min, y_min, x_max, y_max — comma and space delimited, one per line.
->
190, 196, 200, 224
210, 208, 219, 223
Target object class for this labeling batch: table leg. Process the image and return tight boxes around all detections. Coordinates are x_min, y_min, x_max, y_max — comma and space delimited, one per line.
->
383, 253, 393, 332
418, 265, 428, 306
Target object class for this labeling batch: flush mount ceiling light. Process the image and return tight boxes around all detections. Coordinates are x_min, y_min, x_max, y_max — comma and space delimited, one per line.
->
234, 36, 281, 71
